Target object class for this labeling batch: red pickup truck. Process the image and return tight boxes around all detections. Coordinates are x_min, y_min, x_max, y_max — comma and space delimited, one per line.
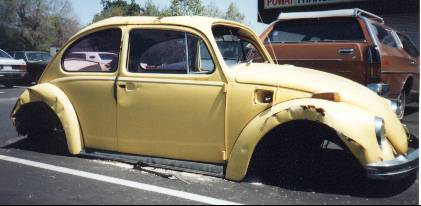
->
261, 9, 420, 119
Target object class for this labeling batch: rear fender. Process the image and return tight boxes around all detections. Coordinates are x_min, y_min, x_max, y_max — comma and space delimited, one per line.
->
10, 83, 83, 154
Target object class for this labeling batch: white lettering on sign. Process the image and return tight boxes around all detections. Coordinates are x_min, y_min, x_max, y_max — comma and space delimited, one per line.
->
265, 0, 365, 9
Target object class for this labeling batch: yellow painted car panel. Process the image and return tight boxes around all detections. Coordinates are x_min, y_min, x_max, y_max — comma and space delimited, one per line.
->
11, 83, 83, 154
231, 63, 408, 154
225, 98, 395, 181
116, 77, 226, 163
51, 76, 118, 151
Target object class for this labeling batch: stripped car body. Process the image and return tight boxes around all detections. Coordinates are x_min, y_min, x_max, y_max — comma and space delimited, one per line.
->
10, 16, 418, 181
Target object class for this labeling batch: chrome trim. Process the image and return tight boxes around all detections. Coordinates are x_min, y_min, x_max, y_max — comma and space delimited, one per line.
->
366, 149, 419, 180
338, 48, 355, 55
389, 100, 399, 115
374, 117, 386, 147
367, 83, 390, 97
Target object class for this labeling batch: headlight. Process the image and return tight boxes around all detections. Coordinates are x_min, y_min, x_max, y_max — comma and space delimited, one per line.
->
374, 117, 387, 148
368, 83, 390, 97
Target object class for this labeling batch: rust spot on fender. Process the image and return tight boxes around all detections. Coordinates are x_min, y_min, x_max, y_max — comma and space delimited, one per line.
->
301, 105, 326, 117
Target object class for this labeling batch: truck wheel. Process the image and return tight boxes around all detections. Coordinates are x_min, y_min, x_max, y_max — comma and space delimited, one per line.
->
396, 90, 406, 119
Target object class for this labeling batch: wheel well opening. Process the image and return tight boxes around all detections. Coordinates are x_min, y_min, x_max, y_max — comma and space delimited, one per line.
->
403, 77, 414, 95
247, 120, 359, 182
253, 120, 343, 156
14, 102, 63, 137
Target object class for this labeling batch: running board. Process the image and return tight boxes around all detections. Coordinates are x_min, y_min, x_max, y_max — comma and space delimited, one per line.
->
79, 149, 225, 177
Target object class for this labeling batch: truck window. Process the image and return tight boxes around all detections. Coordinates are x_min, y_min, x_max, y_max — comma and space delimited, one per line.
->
269, 18, 365, 43
371, 24, 398, 48
397, 33, 420, 57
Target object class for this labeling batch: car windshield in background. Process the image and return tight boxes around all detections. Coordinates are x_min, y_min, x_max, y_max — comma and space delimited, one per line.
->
212, 26, 266, 67
26, 52, 52, 62
269, 18, 365, 43
0, 50, 12, 59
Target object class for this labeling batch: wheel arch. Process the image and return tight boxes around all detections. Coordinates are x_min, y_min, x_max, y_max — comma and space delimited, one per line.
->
11, 83, 84, 154
225, 98, 390, 181
402, 75, 414, 95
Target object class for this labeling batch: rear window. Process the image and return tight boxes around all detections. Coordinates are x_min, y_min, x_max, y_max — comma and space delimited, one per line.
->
268, 18, 365, 43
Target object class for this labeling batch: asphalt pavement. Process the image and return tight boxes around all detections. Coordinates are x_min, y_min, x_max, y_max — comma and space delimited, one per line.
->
0, 86, 418, 205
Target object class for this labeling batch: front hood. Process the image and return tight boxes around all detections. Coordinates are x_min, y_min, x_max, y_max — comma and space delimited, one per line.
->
232, 63, 408, 154
0, 58, 26, 65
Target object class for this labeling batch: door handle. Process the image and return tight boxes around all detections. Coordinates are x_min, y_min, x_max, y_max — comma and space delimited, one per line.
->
118, 82, 127, 89
118, 82, 137, 91
338, 48, 354, 55
410, 59, 417, 65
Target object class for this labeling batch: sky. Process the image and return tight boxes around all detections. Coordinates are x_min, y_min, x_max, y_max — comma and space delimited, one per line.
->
71, 0, 269, 34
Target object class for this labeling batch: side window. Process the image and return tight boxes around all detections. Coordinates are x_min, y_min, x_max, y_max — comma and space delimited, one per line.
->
128, 29, 215, 74
62, 29, 121, 72
397, 33, 420, 58
15, 52, 25, 60
372, 25, 398, 48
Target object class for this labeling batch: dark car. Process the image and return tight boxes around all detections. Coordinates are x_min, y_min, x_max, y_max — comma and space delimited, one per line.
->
261, 9, 420, 119
9, 51, 52, 83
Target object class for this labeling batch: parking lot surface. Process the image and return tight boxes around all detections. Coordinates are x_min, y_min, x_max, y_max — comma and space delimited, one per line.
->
0, 86, 418, 205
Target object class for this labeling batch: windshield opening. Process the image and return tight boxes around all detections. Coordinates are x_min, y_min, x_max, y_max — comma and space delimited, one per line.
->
26, 52, 52, 62
212, 25, 267, 67
0, 50, 12, 59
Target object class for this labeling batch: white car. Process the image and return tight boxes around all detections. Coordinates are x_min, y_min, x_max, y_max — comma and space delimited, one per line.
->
63, 52, 118, 72
0, 49, 27, 88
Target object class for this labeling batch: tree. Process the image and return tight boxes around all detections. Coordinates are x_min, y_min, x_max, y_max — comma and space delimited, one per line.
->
92, 0, 245, 24
203, 1, 223, 18
166, 0, 205, 16
225, 3, 245, 23
142, 0, 166, 16
0, 0, 79, 51
93, 0, 142, 22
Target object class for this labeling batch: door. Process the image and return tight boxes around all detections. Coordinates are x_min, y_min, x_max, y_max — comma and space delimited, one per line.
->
117, 28, 226, 163
54, 28, 122, 151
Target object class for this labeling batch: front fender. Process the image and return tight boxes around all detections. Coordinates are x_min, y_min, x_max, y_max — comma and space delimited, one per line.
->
11, 83, 83, 154
225, 98, 396, 181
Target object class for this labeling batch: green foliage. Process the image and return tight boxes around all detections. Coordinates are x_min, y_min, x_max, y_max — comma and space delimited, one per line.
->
93, 0, 142, 22
225, 3, 245, 22
0, 0, 79, 51
92, 0, 245, 23
166, 0, 205, 16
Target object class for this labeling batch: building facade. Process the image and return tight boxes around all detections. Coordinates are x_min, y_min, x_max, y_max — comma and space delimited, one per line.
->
258, 0, 420, 49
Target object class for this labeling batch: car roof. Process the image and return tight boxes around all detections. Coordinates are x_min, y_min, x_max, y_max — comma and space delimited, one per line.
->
277, 8, 384, 23
74, 16, 248, 38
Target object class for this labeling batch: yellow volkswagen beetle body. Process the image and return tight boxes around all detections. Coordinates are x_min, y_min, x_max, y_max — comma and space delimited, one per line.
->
11, 16, 418, 181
